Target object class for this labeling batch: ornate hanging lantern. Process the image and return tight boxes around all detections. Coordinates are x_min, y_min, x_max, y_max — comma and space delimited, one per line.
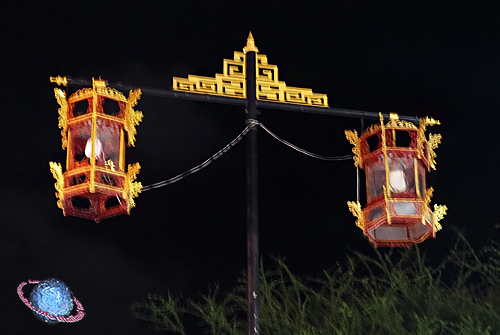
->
49, 77, 143, 222
345, 113, 447, 247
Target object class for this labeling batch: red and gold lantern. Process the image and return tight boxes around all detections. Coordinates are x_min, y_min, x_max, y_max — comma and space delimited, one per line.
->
49, 77, 143, 222
345, 113, 447, 247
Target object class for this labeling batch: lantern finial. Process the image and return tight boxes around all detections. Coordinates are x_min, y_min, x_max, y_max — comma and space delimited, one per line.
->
50, 76, 68, 86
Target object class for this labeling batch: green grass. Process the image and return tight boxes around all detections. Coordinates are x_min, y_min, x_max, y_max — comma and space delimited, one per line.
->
132, 233, 500, 334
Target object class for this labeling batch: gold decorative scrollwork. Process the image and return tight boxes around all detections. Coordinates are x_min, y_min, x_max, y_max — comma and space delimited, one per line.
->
417, 116, 442, 170
423, 187, 434, 207
49, 162, 64, 210
345, 130, 361, 167
173, 34, 328, 107
95, 86, 127, 102
433, 204, 448, 231
124, 163, 142, 209
427, 133, 442, 170
385, 118, 417, 130
68, 88, 93, 104
419, 116, 441, 133
50, 76, 68, 86
362, 124, 381, 139
347, 201, 364, 230
173, 51, 246, 99
125, 89, 143, 147
105, 160, 116, 171
256, 53, 328, 107
54, 89, 69, 149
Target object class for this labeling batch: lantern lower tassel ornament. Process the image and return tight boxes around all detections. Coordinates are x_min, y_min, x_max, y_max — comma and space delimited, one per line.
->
345, 113, 447, 247
49, 77, 143, 222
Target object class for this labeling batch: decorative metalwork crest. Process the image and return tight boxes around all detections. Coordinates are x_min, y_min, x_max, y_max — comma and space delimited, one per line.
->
173, 51, 246, 98
255, 53, 328, 106
173, 34, 328, 107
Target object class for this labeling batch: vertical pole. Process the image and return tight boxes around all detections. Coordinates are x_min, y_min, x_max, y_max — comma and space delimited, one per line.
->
245, 33, 259, 335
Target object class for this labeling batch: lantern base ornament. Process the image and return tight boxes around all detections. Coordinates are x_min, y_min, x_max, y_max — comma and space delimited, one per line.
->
348, 197, 448, 248
50, 78, 143, 222
50, 162, 142, 222
346, 114, 446, 247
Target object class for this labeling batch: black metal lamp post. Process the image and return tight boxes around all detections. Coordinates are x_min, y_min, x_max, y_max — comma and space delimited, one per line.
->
244, 36, 260, 335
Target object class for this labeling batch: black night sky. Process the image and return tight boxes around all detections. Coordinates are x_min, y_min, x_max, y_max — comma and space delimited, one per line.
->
1, 1, 500, 334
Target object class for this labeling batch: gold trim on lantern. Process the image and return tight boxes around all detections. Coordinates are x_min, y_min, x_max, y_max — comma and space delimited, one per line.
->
50, 76, 68, 86
433, 204, 447, 231
89, 79, 98, 193
54, 88, 69, 149
417, 116, 441, 169
345, 130, 361, 167
125, 89, 143, 147
380, 113, 391, 198
49, 162, 64, 210
124, 163, 142, 210
347, 201, 364, 229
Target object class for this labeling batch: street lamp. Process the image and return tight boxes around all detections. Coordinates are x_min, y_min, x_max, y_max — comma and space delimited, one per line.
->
49, 33, 445, 334
346, 113, 447, 247
49, 78, 143, 222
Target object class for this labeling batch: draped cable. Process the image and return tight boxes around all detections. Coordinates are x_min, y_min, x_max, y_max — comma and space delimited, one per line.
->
141, 121, 256, 192
141, 120, 352, 191
257, 122, 353, 161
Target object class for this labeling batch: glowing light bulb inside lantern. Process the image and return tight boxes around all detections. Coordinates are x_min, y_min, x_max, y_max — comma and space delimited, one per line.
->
85, 137, 103, 159
389, 168, 407, 193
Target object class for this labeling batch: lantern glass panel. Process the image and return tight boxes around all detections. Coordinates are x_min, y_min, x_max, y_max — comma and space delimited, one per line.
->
69, 121, 92, 168
368, 226, 408, 241
425, 208, 433, 225
366, 156, 385, 203
418, 161, 426, 197
393, 201, 417, 215
368, 206, 383, 221
95, 120, 121, 169
408, 223, 431, 239
387, 153, 415, 196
